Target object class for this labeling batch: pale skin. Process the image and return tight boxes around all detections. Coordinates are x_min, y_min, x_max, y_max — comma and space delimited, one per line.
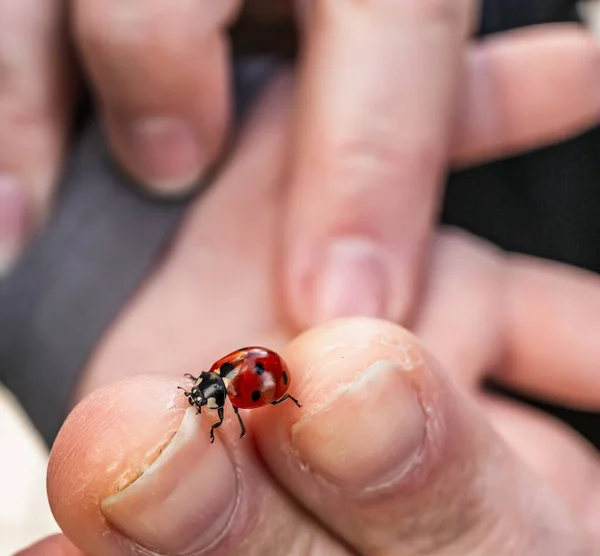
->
14, 61, 600, 555
3, 0, 600, 335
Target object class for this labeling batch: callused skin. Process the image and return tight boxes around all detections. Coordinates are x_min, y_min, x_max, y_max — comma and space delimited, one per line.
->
179, 347, 301, 443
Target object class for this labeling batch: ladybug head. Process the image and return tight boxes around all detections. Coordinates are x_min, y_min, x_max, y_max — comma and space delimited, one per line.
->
190, 385, 207, 406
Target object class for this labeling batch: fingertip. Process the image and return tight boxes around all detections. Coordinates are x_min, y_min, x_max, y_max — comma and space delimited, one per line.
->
47, 376, 187, 551
282, 317, 424, 383
74, 0, 235, 197
257, 317, 436, 469
48, 375, 248, 555
453, 24, 600, 165
105, 107, 228, 197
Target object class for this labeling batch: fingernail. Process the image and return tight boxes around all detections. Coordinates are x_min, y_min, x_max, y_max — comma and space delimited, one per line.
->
312, 238, 389, 325
291, 359, 425, 491
128, 118, 205, 194
0, 175, 28, 276
101, 409, 237, 553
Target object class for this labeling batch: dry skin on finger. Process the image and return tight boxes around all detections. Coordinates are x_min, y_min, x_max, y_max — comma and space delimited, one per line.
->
48, 375, 350, 556
253, 318, 596, 555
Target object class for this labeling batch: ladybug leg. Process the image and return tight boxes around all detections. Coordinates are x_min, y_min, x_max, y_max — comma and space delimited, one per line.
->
184, 373, 198, 382
271, 394, 302, 408
209, 407, 225, 443
177, 386, 194, 406
232, 406, 246, 439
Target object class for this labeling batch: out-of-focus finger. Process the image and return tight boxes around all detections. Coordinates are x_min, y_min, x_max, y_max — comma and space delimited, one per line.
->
412, 227, 504, 387
284, 0, 477, 328
453, 25, 600, 166
484, 396, 600, 541
0, 0, 75, 272
73, 0, 239, 195
413, 227, 600, 411
501, 254, 600, 409
409, 229, 600, 540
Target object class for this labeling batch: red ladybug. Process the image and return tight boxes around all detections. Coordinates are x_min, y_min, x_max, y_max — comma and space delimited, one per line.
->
179, 347, 301, 443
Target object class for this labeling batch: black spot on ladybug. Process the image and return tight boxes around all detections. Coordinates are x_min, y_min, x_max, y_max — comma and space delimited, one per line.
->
252, 390, 261, 402
282, 371, 288, 385
220, 362, 235, 377
255, 362, 265, 375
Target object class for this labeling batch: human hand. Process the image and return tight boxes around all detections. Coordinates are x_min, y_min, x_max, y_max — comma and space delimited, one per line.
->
2, 0, 600, 334
18, 316, 600, 556
14, 58, 600, 555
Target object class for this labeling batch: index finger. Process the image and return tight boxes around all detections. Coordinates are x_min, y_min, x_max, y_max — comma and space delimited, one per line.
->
284, 0, 478, 326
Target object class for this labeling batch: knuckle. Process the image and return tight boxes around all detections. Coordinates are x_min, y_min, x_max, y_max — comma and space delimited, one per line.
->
304, 133, 441, 236
317, 134, 441, 224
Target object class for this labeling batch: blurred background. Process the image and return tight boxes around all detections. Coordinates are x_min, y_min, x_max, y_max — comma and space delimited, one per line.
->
0, 385, 59, 553
2, 2, 600, 554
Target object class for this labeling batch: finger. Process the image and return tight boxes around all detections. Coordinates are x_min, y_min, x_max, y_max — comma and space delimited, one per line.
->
0, 0, 75, 272
48, 376, 350, 556
13, 534, 83, 556
414, 227, 600, 410
284, 0, 477, 328
483, 396, 600, 541
395, 227, 600, 538
412, 230, 600, 538
73, 0, 239, 195
501, 253, 600, 409
412, 226, 504, 388
254, 318, 595, 555
452, 25, 600, 166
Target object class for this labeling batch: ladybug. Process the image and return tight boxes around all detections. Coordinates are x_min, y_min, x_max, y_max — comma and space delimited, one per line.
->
178, 347, 301, 443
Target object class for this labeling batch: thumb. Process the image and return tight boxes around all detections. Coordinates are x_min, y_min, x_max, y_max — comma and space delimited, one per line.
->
252, 318, 597, 555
